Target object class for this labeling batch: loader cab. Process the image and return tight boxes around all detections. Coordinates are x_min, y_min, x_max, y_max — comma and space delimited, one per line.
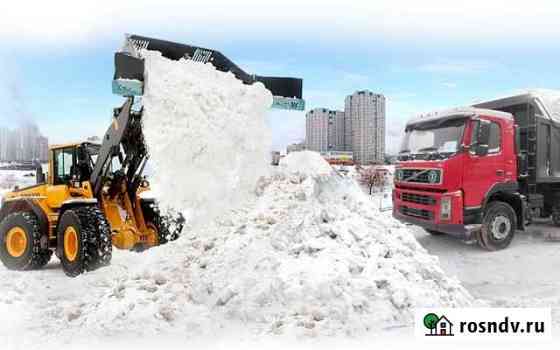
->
48, 142, 100, 186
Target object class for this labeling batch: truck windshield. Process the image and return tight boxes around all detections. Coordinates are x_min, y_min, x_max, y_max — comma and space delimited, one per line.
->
400, 120, 466, 156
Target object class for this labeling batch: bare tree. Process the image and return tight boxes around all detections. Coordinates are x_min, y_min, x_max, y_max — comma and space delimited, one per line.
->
359, 166, 387, 195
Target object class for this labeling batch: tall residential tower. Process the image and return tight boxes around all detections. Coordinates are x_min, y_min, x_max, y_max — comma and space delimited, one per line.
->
305, 108, 345, 152
344, 90, 385, 164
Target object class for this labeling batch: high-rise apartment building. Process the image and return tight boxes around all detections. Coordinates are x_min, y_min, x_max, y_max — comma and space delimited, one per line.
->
305, 108, 345, 153
344, 90, 385, 164
0, 123, 49, 162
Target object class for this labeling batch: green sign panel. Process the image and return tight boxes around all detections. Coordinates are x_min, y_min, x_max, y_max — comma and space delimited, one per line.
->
272, 96, 305, 111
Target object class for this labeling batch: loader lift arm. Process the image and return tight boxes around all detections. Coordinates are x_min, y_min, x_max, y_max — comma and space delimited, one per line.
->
89, 97, 148, 201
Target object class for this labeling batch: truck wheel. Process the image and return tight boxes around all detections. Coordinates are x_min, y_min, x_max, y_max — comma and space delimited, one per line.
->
424, 229, 444, 236
0, 212, 52, 270
478, 201, 516, 251
57, 207, 112, 277
552, 206, 560, 226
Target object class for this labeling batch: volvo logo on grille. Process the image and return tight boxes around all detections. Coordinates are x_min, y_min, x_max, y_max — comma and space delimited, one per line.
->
428, 170, 439, 184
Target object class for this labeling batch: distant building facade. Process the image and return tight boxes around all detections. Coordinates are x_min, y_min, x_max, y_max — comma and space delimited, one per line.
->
305, 108, 345, 153
286, 141, 306, 154
0, 122, 49, 162
345, 90, 385, 164
304, 90, 386, 165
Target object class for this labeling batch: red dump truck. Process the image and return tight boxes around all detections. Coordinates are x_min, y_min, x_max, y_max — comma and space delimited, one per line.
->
393, 91, 560, 250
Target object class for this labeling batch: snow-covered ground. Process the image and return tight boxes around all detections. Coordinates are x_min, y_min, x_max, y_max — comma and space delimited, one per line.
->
411, 219, 560, 330
0, 170, 38, 200
1, 53, 559, 349
2, 157, 559, 348
0, 154, 474, 349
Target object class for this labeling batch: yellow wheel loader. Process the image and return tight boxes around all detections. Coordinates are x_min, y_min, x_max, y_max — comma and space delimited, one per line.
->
0, 98, 184, 277
0, 34, 304, 277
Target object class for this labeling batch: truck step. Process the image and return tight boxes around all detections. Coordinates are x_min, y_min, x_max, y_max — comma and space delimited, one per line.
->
544, 231, 560, 242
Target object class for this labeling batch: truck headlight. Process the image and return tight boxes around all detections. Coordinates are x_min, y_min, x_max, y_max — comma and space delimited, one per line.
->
440, 196, 451, 220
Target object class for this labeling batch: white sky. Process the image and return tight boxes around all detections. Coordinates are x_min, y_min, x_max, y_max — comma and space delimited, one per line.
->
2, 1, 560, 153
3, 1, 560, 47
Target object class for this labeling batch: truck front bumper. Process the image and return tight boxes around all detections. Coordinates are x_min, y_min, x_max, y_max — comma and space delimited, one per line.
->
392, 187, 480, 240
393, 210, 480, 240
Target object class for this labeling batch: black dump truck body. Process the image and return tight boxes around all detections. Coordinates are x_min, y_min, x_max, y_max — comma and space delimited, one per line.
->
474, 90, 560, 216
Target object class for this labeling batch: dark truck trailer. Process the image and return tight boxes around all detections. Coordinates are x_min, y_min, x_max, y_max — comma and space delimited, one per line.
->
473, 91, 560, 219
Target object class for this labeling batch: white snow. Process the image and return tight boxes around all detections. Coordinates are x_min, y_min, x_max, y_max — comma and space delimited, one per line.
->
412, 222, 560, 331
0, 154, 474, 348
6, 53, 560, 349
140, 49, 273, 227
0, 170, 37, 201
278, 151, 333, 176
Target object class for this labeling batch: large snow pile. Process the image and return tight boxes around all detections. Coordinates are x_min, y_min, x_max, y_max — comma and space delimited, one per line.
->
141, 49, 273, 225
279, 150, 333, 176
14, 153, 472, 345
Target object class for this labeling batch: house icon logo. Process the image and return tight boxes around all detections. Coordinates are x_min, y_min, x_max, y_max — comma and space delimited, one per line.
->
423, 313, 454, 336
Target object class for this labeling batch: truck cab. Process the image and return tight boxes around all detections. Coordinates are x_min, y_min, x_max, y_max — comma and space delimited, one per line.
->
394, 91, 560, 250
393, 107, 523, 250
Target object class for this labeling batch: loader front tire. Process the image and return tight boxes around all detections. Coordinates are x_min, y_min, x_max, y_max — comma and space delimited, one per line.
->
141, 201, 184, 246
57, 207, 112, 277
0, 212, 51, 270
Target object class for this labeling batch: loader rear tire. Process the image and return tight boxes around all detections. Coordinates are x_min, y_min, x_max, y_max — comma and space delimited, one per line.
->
57, 207, 112, 277
0, 212, 51, 270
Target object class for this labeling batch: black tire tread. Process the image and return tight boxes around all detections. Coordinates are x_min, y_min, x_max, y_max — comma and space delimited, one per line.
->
479, 201, 516, 251
58, 206, 112, 277
552, 206, 560, 226
141, 201, 183, 246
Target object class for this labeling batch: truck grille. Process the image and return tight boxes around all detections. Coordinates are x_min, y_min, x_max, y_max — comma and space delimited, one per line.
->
401, 192, 436, 205
399, 206, 433, 220
398, 168, 441, 184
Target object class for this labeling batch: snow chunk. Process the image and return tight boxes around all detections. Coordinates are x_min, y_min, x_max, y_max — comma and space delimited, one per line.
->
141, 49, 273, 225
279, 151, 333, 176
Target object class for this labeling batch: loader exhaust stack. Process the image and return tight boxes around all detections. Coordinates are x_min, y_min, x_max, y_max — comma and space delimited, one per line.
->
113, 34, 305, 111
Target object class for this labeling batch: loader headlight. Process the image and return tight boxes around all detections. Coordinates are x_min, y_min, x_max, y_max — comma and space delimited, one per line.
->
440, 196, 452, 220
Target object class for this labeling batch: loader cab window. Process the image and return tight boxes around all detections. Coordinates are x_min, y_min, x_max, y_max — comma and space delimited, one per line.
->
53, 148, 76, 185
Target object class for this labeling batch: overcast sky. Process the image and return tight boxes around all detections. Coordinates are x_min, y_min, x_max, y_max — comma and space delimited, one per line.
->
1, 0, 560, 154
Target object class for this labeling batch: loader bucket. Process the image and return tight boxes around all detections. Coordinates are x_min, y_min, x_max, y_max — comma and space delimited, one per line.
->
113, 34, 305, 111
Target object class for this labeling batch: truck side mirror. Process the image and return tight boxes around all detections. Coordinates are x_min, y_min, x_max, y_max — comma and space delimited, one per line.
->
475, 144, 489, 156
